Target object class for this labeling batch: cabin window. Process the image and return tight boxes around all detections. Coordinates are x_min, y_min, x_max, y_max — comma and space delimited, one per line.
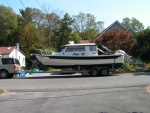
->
65, 47, 76, 52
76, 46, 85, 52
90, 46, 96, 51
65, 46, 85, 52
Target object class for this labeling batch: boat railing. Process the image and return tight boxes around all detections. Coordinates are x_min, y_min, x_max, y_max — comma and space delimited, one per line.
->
106, 51, 116, 55
35, 49, 52, 55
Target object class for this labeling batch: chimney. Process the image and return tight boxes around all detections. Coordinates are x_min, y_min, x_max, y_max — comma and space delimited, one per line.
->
16, 43, 19, 59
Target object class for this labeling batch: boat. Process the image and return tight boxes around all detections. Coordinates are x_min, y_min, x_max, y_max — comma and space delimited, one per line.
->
33, 41, 125, 70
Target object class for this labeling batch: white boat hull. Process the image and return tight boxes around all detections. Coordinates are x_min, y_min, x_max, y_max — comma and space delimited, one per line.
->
35, 55, 124, 69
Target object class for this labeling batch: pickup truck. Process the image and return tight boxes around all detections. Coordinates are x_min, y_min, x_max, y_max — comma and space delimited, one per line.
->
0, 58, 21, 79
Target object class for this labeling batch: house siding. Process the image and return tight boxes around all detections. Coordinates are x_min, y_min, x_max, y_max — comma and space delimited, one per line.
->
9, 49, 25, 67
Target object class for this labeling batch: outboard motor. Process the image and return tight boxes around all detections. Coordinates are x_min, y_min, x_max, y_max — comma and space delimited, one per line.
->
115, 50, 131, 61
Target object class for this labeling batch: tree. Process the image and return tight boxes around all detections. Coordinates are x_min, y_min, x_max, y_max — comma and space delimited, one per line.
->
69, 32, 81, 44
0, 5, 18, 46
18, 8, 46, 57
44, 13, 60, 47
121, 17, 144, 32
19, 23, 45, 57
95, 29, 136, 54
135, 28, 150, 62
72, 12, 104, 40
52, 13, 74, 50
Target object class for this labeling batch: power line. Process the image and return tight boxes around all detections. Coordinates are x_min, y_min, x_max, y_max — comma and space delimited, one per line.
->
4, 0, 11, 7
26, 0, 34, 8
34, 0, 45, 11
4, 0, 17, 14
19, 0, 26, 9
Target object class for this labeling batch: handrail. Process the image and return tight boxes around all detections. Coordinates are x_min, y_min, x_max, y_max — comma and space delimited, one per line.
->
35, 49, 52, 55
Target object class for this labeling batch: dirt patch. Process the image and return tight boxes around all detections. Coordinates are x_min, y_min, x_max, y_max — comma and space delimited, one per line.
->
146, 86, 150, 92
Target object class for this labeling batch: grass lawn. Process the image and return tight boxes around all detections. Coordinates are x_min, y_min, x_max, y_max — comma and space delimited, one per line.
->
0, 89, 4, 94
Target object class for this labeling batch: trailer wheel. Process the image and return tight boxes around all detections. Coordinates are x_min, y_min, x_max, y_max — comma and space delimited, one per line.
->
89, 68, 99, 76
100, 68, 109, 76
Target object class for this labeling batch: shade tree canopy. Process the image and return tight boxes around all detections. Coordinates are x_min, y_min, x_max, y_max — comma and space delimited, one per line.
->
135, 28, 150, 62
121, 17, 144, 32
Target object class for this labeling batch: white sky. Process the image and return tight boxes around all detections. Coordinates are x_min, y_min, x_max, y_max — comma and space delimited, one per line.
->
1, 0, 150, 28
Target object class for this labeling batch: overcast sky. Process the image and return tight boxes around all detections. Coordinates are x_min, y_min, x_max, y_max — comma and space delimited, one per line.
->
1, 0, 150, 28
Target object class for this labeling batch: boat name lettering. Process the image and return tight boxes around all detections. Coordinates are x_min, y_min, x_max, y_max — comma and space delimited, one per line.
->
81, 53, 85, 55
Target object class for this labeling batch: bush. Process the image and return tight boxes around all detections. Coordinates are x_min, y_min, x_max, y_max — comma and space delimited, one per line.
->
146, 63, 150, 69
122, 62, 134, 71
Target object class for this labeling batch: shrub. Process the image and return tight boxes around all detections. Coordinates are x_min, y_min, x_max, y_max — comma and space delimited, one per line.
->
146, 63, 150, 69
122, 62, 134, 71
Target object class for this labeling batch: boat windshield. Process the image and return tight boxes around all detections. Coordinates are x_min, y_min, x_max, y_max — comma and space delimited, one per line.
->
60, 46, 65, 52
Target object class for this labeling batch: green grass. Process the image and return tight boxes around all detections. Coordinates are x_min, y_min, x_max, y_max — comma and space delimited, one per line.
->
0, 89, 4, 94
48, 68, 61, 71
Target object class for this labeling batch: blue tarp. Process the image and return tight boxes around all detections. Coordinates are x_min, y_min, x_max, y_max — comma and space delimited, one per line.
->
16, 68, 43, 77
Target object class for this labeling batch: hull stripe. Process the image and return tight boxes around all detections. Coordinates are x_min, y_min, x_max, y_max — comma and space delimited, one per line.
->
44, 55, 121, 60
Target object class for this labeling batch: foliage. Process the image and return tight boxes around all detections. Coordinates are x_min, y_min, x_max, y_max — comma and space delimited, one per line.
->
52, 13, 74, 50
0, 5, 18, 46
121, 61, 146, 72
72, 12, 104, 40
135, 28, 150, 62
146, 63, 150, 69
122, 62, 134, 71
44, 13, 60, 47
69, 32, 81, 43
95, 29, 136, 54
19, 23, 45, 57
121, 17, 144, 32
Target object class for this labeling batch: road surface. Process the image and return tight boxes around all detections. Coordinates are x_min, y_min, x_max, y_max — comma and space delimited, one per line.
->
0, 72, 150, 113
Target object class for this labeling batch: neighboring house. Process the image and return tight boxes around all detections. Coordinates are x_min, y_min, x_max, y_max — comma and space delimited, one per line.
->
79, 40, 90, 43
95, 20, 136, 39
95, 20, 145, 66
0, 43, 25, 67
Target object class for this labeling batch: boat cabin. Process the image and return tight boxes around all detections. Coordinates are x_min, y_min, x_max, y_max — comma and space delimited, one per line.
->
52, 43, 98, 56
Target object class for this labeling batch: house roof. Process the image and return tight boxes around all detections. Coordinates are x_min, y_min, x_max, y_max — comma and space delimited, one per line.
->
80, 40, 90, 43
125, 28, 136, 34
0, 46, 16, 54
95, 20, 133, 39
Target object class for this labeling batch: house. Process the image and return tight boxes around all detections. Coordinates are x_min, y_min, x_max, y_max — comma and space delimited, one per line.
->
79, 40, 90, 43
95, 20, 136, 39
0, 43, 25, 67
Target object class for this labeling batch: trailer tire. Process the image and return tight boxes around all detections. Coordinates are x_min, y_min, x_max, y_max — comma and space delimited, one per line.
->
100, 68, 109, 76
89, 68, 99, 76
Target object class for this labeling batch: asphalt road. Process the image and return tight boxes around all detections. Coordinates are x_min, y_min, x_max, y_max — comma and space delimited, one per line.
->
0, 72, 150, 113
